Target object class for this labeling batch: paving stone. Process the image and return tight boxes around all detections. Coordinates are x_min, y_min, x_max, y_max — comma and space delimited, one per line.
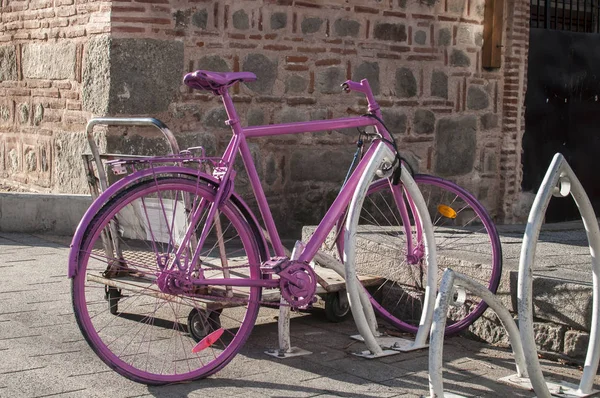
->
534, 322, 566, 352
192, 8, 208, 29
467, 85, 490, 110
374, 23, 407, 42
333, 19, 360, 37
233, 9, 250, 30
564, 330, 590, 358
270, 12, 287, 30
0, 45, 17, 81
301, 17, 323, 34
431, 70, 448, 99
434, 115, 477, 176
352, 61, 380, 95
317, 67, 345, 94
395, 67, 417, 98
242, 54, 278, 94
413, 109, 435, 135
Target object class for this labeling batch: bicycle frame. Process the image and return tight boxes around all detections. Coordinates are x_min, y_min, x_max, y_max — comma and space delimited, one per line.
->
182, 80, 418, 286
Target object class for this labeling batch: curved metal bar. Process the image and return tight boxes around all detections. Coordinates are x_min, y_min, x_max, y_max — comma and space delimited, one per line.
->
85, 117, 180, 191
343, 141, 393, 356
518, 152, 600, 396
429, 269, 529, 397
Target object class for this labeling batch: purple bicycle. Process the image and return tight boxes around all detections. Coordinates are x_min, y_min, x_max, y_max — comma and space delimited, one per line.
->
68, 70, 502, 384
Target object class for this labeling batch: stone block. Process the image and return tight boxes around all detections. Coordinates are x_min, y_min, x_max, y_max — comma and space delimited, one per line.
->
247, 108, 265, 126
108, 39, 184, 115
24, 147, 36, 172
333, 19, 360, 37
481, 113, 498, 130
173, 9, 192, 29
242, 54, 277, 94
395, 67, 417, 98
414, 30, 427, 45
434, 115, 477, 176
33, 104, 43, 126
196, 55, 230, 72
301, 17, 323, 34
285, 75, 308, 94
450, 49, 471, 67
374, 23, 407, 42
466, 309, 511, 348
290, 148, 355, 182
82, 35, 111, 115
265, 154, 277, 186
317, 67, 345, 94
431, 70, 448, 99
438, 28, 451, 46
413, 109, 435, 135
456, 26, 474, 45
203, 108, 229, 129
381, 109, 407, 135
533, 322, 565, 353
353, 62, 380, 95
271, 12, 287, 30
0, 102, 11, 124
0, 46, 17, 81
233, 9, 249, 30
192, 9, 208, 29
276, 107, 308, 123
55, 130, 105, 194
564, 330, 589, 358
23, 42, 76, 79
176, 131, 217, 156
467, 86, 489, 110
18, 103, 29, 124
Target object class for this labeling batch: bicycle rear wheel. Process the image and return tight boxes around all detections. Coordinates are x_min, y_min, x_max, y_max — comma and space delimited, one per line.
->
71, 176, 263, 384
345, 174, 502, 335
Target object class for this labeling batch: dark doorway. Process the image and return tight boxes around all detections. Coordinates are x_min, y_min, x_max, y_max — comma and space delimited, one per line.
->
523, 3, 600, 222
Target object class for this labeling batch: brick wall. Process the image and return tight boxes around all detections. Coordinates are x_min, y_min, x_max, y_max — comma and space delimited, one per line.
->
0, 0, 530, 235
0, 0, 110, 193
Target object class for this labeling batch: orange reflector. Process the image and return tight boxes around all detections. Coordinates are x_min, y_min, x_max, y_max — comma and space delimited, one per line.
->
192, 328, 224, 353
437, 204, 457, 219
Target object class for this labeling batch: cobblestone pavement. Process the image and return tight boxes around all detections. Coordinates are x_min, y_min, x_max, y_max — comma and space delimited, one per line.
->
0, 232, 597, 398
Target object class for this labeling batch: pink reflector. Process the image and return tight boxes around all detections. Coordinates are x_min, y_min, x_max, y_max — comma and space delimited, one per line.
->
192, 328, 224, 353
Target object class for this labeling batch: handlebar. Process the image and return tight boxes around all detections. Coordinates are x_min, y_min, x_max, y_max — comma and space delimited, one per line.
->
341, 79, 380, 114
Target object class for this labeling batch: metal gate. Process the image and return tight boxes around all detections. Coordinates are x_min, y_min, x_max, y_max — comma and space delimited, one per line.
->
522, 0, 600, 221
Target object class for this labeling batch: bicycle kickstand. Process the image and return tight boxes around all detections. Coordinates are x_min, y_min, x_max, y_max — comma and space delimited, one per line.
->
265, 240, 312, 359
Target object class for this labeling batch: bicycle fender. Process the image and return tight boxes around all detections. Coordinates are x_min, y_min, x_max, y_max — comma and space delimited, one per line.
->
67, 166, 268, 278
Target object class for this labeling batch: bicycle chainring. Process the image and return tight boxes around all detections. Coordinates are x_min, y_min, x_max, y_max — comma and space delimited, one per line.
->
279, 262, 317, 308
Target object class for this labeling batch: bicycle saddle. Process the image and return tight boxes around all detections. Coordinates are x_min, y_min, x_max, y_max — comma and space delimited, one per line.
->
183, 70, 257, 94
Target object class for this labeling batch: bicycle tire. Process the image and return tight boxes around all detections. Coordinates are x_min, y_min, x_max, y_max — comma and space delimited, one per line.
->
340, 174, 502, 335
71, 176, 263, 385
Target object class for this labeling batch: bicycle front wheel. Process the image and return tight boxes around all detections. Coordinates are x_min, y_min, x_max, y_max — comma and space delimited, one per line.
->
71, 176, 263, 384
347, 174, 502, 335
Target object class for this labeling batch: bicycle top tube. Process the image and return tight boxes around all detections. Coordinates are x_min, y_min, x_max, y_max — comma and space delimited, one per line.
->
183, 69, 388, 141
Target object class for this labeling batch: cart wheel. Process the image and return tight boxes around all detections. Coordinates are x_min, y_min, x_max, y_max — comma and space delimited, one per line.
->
105, 286, 122, 315
188, 308, 222, 342
325, 290, 351, 323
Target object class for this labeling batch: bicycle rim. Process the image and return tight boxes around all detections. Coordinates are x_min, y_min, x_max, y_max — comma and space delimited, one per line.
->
71, 177, 262, 384
347, 175, 502, 335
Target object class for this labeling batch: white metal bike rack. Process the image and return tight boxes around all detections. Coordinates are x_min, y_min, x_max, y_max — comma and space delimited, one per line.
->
343, 142, 437, 358
428, 153, 600, 397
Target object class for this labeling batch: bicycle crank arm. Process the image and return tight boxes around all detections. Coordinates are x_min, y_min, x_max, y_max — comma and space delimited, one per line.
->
191, 278, 280, 289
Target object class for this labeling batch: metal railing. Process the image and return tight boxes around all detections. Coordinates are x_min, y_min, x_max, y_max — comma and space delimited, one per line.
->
531, 0, 600, 32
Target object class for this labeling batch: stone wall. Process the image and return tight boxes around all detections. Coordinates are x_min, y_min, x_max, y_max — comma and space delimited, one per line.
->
0, 0, 530, 235
0, 0, 110, 193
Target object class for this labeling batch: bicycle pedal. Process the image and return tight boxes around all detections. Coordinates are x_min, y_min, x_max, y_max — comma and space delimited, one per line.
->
260, 256, 290, 274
